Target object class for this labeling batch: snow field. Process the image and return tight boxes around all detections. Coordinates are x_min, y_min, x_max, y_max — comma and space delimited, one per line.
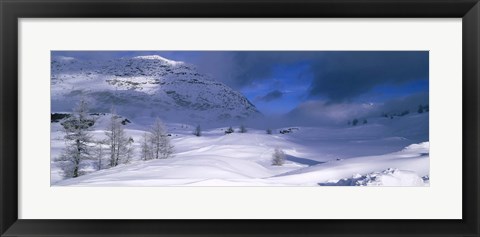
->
51, 115, 429, 186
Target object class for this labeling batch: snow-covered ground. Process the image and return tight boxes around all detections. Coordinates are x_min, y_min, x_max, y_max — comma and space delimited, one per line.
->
51, 113, 429, 186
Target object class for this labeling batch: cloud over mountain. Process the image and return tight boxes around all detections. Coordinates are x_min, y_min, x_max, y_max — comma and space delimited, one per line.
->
257, 90, 284, 102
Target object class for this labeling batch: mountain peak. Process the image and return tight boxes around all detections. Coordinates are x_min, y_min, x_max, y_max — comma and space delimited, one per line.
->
132, 55, 183, 65
53, 56, 76, 61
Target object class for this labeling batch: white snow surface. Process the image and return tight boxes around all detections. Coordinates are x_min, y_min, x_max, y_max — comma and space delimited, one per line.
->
51, 113, 429, 186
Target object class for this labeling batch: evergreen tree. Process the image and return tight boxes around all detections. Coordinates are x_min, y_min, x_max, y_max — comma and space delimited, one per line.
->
239, 125, 247, 133
271, 148, 286, 166
352, 118, 359, 126
193, 125, 201, 137
418, 105, 424, 113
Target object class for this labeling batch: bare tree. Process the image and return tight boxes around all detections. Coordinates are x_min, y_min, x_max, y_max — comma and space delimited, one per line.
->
94, 141, 106, 171
266, 128, 272, 134
271, 148, 286, 166
106, 111, 120, 167
140, 132, 153, 161
124, 137, 135, 164
58, 99, 93, 178
105, 109, 132, 167
149, 118, 173, 159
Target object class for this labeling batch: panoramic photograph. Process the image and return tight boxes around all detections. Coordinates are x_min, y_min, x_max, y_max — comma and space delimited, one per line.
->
50, 51, 429, 186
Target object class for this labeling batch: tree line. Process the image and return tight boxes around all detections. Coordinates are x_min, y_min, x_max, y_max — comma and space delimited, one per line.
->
56, 99, 173, 178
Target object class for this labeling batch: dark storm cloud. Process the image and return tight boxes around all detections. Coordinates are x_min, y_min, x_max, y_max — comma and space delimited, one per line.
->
191, 51, 428, 103
192, 51, 303, 89
307, 52, 429, 102
257, 90, 284, 102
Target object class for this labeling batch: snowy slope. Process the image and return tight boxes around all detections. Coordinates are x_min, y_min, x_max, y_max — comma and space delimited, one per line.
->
52, 113, 429, 186
51, 55, 261, 123
282, 112, 429, 160
269, 142, 428, 186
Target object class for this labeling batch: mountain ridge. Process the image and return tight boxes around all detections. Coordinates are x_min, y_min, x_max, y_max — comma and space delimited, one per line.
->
51, 55, 261, 124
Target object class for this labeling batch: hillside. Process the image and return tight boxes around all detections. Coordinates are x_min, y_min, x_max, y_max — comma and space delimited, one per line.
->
51, 55, 261, 123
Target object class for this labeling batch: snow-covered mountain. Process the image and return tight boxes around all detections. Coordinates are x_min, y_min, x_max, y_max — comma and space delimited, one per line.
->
51, 55, 261, 123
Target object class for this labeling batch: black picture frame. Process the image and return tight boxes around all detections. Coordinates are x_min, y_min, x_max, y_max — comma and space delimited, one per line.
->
1, 0, 479, 236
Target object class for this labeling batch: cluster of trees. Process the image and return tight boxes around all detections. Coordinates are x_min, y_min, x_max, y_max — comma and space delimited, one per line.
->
194, 126, 285, 136
57, 99, 173, 178
224, 127, 234, 134
417, 104, 429, 113
279, 128, 299, 134
348, 118, 368, 126
224, 125, 247, 134
381, 104, 429, 120
140, 118, 174, 161
193, 125, 251, 136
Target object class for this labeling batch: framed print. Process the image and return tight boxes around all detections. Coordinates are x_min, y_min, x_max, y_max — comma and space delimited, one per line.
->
1, 0, 479, 236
